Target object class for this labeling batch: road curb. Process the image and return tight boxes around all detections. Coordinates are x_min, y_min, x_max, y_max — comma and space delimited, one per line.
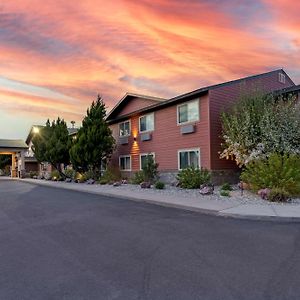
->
16, 178, 300, 223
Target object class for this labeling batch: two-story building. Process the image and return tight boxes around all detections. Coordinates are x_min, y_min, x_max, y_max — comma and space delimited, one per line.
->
107, 69, 296, 183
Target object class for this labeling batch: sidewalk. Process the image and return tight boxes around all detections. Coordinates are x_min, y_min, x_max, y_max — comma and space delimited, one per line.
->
17, 178, 300, 222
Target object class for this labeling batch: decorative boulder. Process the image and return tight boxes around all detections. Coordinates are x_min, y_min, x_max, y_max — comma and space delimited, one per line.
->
140, 181, 151, 189
258, 188, 271, 200
65, 178, 72, 183
86, 179, 95, 185
121, 179, 128, 184
113, 181, 121, 187
199, 183, 214, 195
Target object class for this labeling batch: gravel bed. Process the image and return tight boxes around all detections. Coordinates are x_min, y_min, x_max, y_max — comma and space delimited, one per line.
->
86, 183, 300, 206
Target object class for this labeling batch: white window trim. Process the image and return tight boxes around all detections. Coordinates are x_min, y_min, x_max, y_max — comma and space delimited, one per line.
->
177, 148, 201, 170
279, 73, 286, 84
119, 155, 132, 171
119, 120, 131, 137
177, 99, 200, 126
139, 112, 155, 133
139, 152, 156, 170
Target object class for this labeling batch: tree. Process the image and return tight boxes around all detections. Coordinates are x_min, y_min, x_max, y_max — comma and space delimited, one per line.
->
220, 91, 300, 166
70, 95, 115, 178
32, 118, 71, 176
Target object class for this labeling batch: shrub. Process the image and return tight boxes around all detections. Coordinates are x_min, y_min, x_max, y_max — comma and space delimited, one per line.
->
142, 155, 159, 183
268, 188, 290, 202
98, 178, 109, 185
64, 168, 76, 179
132, 171, 145, 184
101, 166, 121, 183
155, 181, 165, 189
220, 190, 230, 197
50, 170, 61, 181
241, 153, 300, 196
29, 171, 38, 178
220, 183, 232, 191
177, 167, 211, 189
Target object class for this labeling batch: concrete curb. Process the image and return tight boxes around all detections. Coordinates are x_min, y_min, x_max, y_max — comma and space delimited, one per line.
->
15, 178, 300, 223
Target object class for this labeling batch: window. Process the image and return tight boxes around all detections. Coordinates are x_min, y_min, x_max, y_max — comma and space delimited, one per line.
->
178, 99, 199, 124
139, 113, 154, 133
279, 73, 286, 84
119, 155, 131, 171
178, 149, 200, 170
140, 153, 155, 170
119, 120, 131, 137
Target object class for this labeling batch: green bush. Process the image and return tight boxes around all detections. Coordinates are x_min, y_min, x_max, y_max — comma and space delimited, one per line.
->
241, 153, 300, 196
177, 167, 211, 189
155, 181, 165, 189
50, 170, 61, 181
142, 155, 159, 183
132, 171, 145, 184
101, 166, 121, 183
220, 190, 231, 197
268, 188, 290, 202
29, 171, 38, 178
98, 178, 109, 185
220, 183, 232, 191
64, 168, 76, 179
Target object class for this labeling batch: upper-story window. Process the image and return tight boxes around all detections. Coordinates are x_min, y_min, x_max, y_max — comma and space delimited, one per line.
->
177, 99, 199, 124
139, 113, 154, 133
119, 120, 131, 137
279, 73, 286, 84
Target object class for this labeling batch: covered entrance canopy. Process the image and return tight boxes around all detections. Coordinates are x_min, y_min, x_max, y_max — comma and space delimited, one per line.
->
0, 139, 28, 177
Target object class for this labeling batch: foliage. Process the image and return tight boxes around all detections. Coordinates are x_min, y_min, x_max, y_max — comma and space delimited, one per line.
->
29, 171, 38, 178
220, 190, 231, 197
155, 181, 165, 189
70, 95, 115, 178
241, 153, 300, 196
50, 170, 61, 181
0, 155, 12, 170
132, 171, 145, 184
64, 168, 76, 179
268, 188, 290, 202
142, 154, 159, 183
177, 167, 211, 189
220, 91, 300, 166
32, 118, 71, 177
220, 183, 232, 191
100, 166, 121, 184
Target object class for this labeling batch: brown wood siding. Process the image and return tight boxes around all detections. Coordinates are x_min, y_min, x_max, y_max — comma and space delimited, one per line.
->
116, 97, 160, 118
209, 71, 295, 170
110, 94, 210, 173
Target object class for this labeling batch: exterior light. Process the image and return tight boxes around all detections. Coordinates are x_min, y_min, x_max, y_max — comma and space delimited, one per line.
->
33, 127, 39, 134
133, 137, 137, 141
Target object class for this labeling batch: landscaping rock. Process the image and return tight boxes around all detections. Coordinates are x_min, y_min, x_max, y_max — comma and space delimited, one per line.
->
258, 188, 271, 200
65, 178, 72, 183
113, 181, 121, 187
199, 183, 214, 195
121, 179, 128, 184
86, 179, 95, 185
140, 181, 151, 189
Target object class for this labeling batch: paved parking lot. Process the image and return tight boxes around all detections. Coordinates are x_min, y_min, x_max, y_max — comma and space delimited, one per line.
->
0, 179, 300, 299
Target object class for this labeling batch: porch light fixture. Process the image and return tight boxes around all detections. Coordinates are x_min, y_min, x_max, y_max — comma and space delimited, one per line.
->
33, 127, 39, 134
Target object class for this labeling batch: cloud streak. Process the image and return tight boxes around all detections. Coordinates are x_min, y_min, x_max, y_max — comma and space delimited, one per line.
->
0, 0, 299, 139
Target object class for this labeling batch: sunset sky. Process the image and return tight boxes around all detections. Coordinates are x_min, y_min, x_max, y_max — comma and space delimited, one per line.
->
1, 0, 300, 139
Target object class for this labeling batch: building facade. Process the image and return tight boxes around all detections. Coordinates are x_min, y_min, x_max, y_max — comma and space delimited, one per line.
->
107, 69, 295, 183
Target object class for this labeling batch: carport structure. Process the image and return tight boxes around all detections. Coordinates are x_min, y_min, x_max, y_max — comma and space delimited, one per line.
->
0, 139, 28, 177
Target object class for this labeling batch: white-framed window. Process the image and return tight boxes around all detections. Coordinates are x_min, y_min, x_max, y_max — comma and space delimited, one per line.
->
279, 73, 286, 84
119, 155, 131, 171
177, 99, 199, 124
140, 153, 155, 170
178, 148, 200, 170
139, 113, 154, 133
119, 120, 131, 137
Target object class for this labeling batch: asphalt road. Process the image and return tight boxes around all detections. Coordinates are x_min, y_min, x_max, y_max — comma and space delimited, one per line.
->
0, 180, 300, 300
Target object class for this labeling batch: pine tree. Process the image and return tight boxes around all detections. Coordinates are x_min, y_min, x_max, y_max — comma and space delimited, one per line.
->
70, 95, 115, 178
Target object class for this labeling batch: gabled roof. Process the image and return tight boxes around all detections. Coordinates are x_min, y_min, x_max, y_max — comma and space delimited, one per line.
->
26, 125, 78, 144
0, 139, 28, 150
107, 69, 294, 124
106, 92, 166, 121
